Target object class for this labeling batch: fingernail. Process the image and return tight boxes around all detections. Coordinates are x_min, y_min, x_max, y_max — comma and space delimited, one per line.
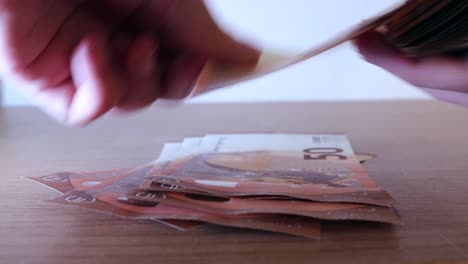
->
66, 80, 96, 127
181, 57, 206, 99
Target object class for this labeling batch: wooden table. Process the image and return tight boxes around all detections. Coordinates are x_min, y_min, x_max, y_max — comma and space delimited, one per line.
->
1, 100, 468, 264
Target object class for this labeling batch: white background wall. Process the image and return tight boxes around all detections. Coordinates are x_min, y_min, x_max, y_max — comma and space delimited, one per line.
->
1, 0, 431, 106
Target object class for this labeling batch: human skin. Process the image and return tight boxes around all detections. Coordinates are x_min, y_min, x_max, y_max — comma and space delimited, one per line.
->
0, 0, 259, 125
356, 32, 468, 107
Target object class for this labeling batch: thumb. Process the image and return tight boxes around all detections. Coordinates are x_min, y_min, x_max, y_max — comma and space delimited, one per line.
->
157, 0, 260, 65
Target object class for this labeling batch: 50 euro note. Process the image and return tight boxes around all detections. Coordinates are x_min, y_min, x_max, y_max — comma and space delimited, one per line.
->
126, 187, 401, 224
23, 168, 130, 194
24, 144, 204, 231
138, 141, 399, 224
23, 141, 183, 194
39, 143, 320, 238
148, 134, 395, 206
145, 150, 376, 195
145, 151, 376, 194
49, 180, 320, 239
51, 189, 321, 239
23, 162, 201, 231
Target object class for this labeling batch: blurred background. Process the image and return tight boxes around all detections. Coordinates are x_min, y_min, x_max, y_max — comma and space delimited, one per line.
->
0, 0, 431, 106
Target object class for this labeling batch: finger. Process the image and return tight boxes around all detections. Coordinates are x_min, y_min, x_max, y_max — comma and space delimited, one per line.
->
423, 88, 468, 107
355, 32, 468, 92
93, 0, 144, 22
145, 0, 260, 65
16, 78, 76, 124
114, 34, 160, 112
67, 34, 125, 126
0, 1, 81, 72
17, 4, 112, 92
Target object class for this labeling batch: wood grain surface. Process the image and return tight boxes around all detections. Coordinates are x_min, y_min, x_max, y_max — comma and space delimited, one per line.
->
1, 101, 468, 264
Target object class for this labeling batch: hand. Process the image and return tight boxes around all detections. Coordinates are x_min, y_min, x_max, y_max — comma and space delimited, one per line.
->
355, 32, 468, 107
0, 0, 259, 125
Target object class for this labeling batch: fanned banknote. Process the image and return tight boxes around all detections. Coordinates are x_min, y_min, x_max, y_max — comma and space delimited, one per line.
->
50, 183, 321, 239
30, 143, 321, 238
126, 188, 401, 224
24, 166, 201, 231
148, 134, 394, 206
26, 134, 400, 238
51, 189, 321, 239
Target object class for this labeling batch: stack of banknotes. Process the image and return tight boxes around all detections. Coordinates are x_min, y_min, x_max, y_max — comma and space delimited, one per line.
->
380, 0, 468, 57
26, 134, 401, 239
